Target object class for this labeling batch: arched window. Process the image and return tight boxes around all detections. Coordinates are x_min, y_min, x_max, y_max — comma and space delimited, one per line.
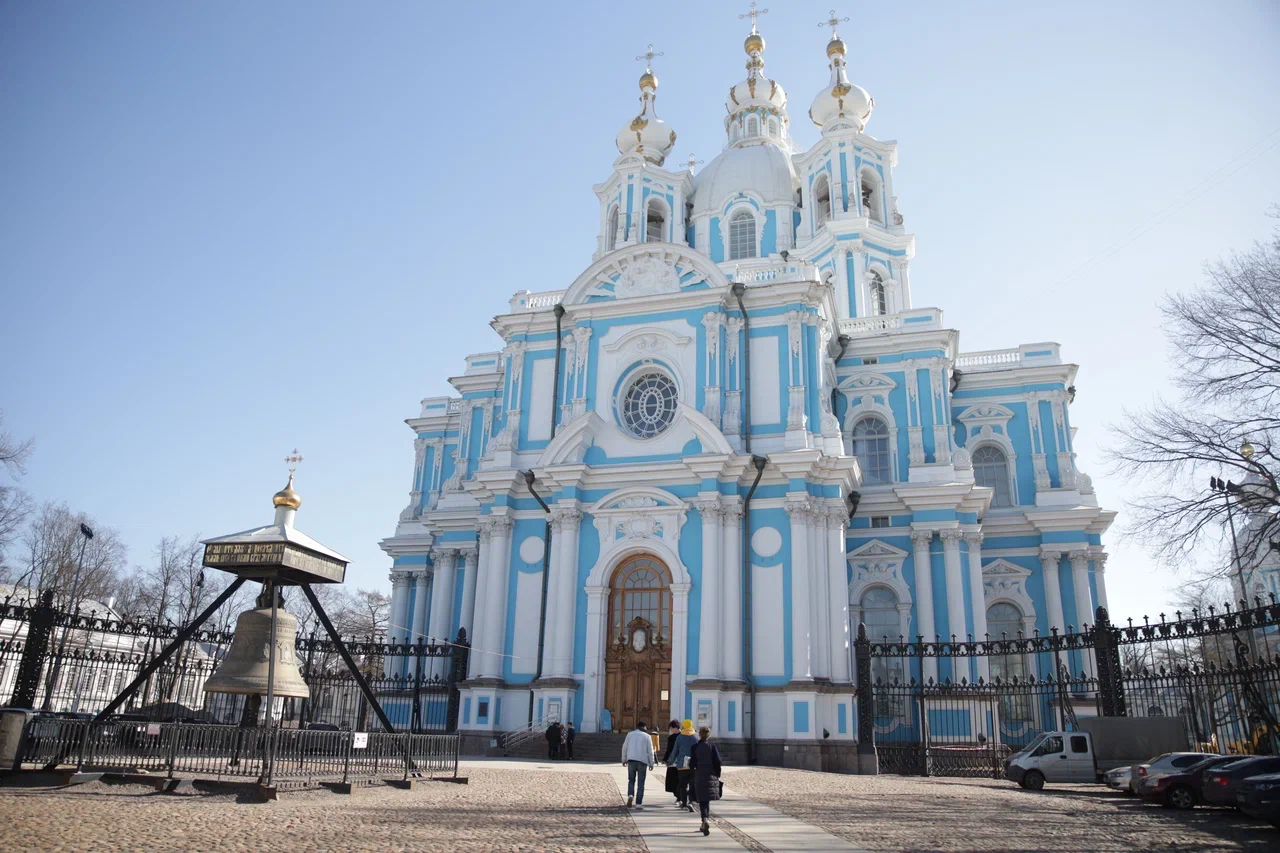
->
767, 116, 778, 137
607, 207, 619, 251
728, 210, 757, 260
852, 416, 891, 484
987, 601, 1031, 717
973, 445, 1012, 507
861, 586, 906, 701
746, 115, 760, 137
861, 170, 882, 223
868, 272, 887, 316
646, 198, 666, 243
609, 555, 671, 646
813, 175, 832, 227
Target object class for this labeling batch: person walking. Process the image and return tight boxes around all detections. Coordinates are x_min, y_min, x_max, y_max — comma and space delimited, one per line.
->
565, 722, 576, 760
545, 720, 562, 760
689, 726, 723, 836
670, 719, 699, 811
621, 720, 656, 809
661, 719, 680, 801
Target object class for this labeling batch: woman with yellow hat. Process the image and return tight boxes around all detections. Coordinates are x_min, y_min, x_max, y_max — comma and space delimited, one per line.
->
669, 719, 699, 811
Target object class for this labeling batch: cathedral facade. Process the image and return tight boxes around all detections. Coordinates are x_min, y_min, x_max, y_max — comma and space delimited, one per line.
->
380, 14, 1115, 760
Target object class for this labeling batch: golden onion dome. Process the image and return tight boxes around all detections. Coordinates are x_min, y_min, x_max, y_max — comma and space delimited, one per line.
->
827, 37, 847, 58
639, 70, 658, 91
272, 473, 302, 510
744, 32, 765, 54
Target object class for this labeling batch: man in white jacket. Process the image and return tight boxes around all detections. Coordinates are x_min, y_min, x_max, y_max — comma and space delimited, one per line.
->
621, 720, 656, 809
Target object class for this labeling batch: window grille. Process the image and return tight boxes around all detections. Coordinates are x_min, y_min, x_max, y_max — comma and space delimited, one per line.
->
972, 445, 1012, 507
621, 372, 679, 439
728, 211, 756, 260
868, 273, 887, 316
853, 417, 892, 484
814, 176, 831, 226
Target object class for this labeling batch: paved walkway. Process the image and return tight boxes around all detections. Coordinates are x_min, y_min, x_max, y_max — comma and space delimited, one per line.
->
464, 758, 865, 853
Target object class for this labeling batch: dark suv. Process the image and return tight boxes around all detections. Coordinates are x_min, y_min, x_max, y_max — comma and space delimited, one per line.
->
1201, 756, 1280, 807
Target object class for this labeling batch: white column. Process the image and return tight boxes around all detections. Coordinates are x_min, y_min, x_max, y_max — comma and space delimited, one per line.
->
808, 510, 830, 679
1093, 551, 1110, 611
964, 532, 990, 683
826, 507, 851, 683
671, 583, 691, 720
1069, 549, 1097, 678
785, 498, 813, 681
479, 516, 515, 680
551, 506, 582, 679
385, 571, 411, 677
468, 523, 494, 679
696, 498, 723, 680
581, 588, 608, 732
721, 502, 743, 682
411, 571, 431, 643
909, 528, 938, 684
1040, 549, 1067, 634
540, 525, 563, 676
832, 249, 850, 318
459, 548, 479, 641
941, 529, 970, 682
427, 548, 458, 679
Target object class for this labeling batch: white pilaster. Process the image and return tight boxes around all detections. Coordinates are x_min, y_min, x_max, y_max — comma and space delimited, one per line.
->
721, 502, 744, 682
1040, 549, 1067, 635
427, 547, 458, 678
695, 497, 723, 679
826, 507, 851, 683
1069, 549, 1097, 678
411, 571, 431, 643
551, 505, 583, 679
785, 497, 814, 681
460, 549, 479, 641
385, 571, 411, 677
478, 515, 515, 680
809, 508, 831, 679
941, 529, 970, 682
671, 582, 691, 721
540, 525, 563, 676
1092, 550, 1110, 611
833, 248, 850, 318
909, 528, 938, 683
964, 532, 990, 683
581, 588, 609, 732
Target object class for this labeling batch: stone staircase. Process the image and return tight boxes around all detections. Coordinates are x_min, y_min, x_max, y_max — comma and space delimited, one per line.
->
503, 731, 631, 762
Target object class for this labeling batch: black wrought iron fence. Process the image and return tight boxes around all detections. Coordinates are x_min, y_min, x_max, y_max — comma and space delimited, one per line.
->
858, 597, 1280, 779
0, 595, 469, 733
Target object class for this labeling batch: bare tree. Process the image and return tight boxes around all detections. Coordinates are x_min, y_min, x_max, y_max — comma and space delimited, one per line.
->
18, 502, 127, 610
0, 411, 34, 579
1109, 214, 1280, 590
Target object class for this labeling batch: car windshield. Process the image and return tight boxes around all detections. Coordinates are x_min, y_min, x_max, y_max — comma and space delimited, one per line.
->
1185, 756, 1227, 773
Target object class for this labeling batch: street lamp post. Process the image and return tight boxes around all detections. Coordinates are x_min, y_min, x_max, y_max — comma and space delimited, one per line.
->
41, 522, 95, 711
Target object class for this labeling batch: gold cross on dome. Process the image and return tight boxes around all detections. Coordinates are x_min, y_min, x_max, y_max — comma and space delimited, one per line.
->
739, 1, 768, 33
687, 153, 704, 173
820, 9, 849, 39
635, 43, 663, 72
285, 448, 304, 474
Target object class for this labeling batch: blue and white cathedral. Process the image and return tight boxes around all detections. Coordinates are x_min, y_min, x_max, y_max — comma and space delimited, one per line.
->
380, 13, 1115, 761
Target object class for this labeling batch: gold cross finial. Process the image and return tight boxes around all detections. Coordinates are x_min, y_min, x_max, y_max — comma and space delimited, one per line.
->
687, 153, 704, 173
820, 9, 849, 39
285, 448, 303, 475
739, 1, 768, 33
635, 43, 663, 72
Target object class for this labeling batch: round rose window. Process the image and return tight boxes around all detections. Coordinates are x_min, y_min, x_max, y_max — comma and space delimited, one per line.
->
621, 372, 678, 439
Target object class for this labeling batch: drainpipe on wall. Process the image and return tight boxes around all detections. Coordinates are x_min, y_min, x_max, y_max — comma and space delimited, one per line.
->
526, 304, 566, 730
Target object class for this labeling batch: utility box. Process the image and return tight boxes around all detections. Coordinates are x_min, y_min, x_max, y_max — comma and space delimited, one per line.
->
0, 708, 35, 771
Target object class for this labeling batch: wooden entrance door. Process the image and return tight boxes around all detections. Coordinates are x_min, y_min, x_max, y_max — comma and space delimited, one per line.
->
604, 555, 672, 731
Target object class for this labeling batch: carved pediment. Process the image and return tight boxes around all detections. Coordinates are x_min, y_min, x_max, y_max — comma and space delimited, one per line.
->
840, 372, 898, 394
958, 404, 1015, 426
562, 244, 729, 306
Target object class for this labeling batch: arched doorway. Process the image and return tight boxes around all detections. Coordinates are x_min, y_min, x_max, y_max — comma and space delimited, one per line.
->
604, 554, 673, 731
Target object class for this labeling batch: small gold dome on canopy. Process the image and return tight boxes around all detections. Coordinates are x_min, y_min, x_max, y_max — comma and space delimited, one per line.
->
273, 473, 302, 510
827, 37, 847, 58
639, 70, 658, 90
744, 32, 765, 54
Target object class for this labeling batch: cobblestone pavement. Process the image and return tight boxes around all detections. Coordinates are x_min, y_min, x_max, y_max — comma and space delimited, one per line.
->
0, 769, 642, 853
723, 768, 1278, 852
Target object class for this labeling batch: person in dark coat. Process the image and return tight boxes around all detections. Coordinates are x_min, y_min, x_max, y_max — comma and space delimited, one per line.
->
670, 719, 698, 811
688, 726, 723, 836
545, 721, 562, 760
661, 719, 680, 799
565, 722, 576, 760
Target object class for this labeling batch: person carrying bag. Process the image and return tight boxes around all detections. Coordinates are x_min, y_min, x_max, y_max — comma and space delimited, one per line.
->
688, 725, 724, 836
670, 719, 699, 812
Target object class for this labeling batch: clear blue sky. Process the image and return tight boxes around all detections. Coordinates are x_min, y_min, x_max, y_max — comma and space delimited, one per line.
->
2, 1, 1278, 619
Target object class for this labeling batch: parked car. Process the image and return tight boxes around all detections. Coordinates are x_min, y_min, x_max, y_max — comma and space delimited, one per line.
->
1132, 752, 1220, 797
304, 722, 341, 731
1138, 755, 1240, 809
1235, 772, 1280, 827
1104, 765, 1132, 793
1201, 756, 1280, 807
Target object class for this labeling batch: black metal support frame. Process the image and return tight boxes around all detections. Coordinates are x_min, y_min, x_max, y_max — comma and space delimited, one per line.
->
299, 583, 395, 733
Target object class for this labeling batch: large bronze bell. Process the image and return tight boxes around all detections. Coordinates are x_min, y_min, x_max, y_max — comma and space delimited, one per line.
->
204, 604, 310, 698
